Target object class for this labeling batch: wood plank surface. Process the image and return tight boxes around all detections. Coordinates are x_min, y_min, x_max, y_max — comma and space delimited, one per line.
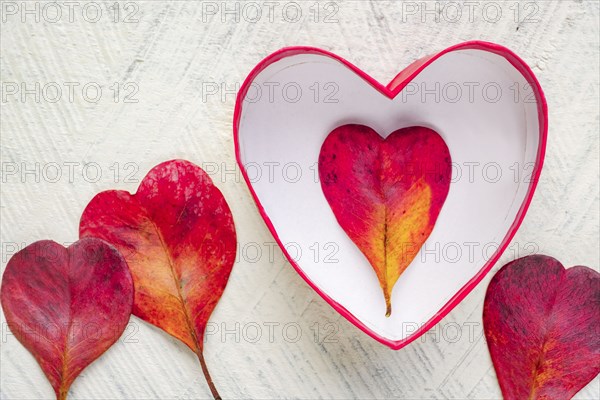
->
1, 1, 598, 398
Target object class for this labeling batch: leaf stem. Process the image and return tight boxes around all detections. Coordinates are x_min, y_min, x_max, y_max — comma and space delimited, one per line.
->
197, 349, 221, 400
385, 297, 392, 317
57, 387, 68, 400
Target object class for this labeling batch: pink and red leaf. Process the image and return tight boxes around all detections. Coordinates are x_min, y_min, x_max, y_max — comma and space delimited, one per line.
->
484, 255, 600, 399
1, 239, 133, 400
79, 159, 236, 399
319, 125, 451, 316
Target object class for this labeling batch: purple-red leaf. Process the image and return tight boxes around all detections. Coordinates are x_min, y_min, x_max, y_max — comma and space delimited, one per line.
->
1, 238, 133, 400
79, 159, 236, 399
319, 124, 451, 316
483, 255, 600, 399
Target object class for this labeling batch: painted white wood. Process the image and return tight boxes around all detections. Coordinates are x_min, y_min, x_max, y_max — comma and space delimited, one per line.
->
1, 1, 598, 399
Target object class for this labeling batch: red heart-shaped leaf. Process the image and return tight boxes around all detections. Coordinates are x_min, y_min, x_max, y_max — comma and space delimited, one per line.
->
319, 124, 451, 316
79, 159, 236, 399
483, 255, 600, 399
1, 238, 133, 400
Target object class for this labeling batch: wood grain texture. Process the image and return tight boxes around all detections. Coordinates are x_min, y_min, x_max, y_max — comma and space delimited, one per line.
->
1, 1, 598, 399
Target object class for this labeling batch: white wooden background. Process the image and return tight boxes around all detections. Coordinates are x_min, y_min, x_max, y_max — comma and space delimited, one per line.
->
1, 1, 599, 399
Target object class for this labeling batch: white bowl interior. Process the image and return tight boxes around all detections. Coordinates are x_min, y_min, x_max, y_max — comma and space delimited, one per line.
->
237, 49, 540, 342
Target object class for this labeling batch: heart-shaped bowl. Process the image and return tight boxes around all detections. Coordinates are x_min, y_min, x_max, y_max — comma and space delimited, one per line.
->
233, 41, 547, 350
